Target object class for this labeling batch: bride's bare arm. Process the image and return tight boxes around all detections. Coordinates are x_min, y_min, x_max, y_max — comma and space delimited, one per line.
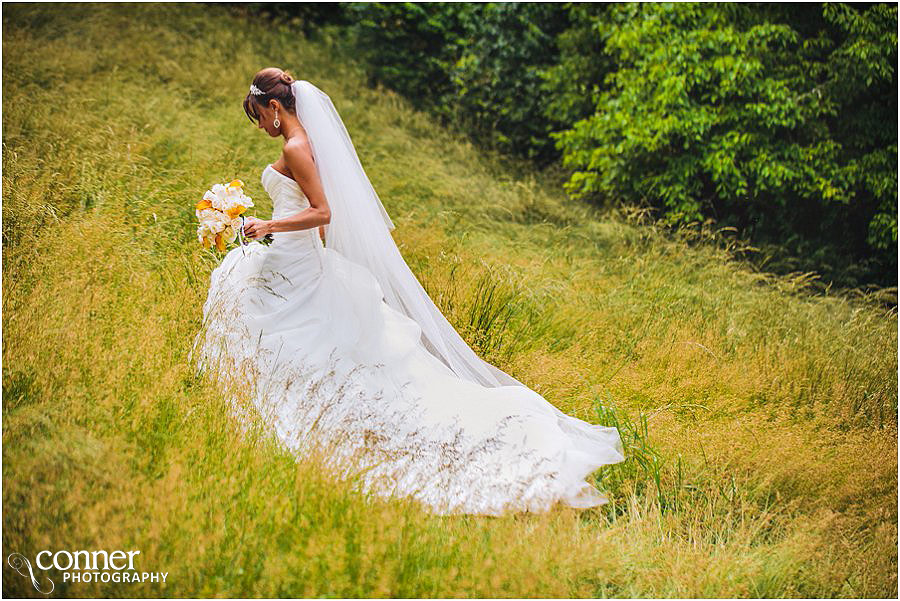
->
245, 139, 331, 239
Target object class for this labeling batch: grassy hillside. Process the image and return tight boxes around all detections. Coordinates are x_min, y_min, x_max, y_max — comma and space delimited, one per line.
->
3, 4, 896, 597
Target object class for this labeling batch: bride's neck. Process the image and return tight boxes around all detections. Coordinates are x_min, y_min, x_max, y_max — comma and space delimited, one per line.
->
279, 117, 306, 142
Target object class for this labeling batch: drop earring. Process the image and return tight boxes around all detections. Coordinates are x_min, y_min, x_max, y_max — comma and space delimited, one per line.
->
273, 108, 280, 129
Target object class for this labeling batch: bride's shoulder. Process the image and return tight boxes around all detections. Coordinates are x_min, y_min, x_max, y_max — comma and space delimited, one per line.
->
283, 135, 315, 165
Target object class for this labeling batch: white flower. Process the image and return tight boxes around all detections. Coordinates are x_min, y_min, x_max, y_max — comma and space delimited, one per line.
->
203, 184, 254, 214
197, 222, 213, 240
222, 224, 238, 243
197, 208, 238, 232
197, 222, 217, 247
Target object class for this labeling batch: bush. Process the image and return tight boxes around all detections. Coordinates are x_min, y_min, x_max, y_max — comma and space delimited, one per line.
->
550, 3, 897, 287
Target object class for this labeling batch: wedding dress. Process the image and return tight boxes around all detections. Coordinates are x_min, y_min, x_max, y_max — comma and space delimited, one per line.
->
190, 80, 625, 517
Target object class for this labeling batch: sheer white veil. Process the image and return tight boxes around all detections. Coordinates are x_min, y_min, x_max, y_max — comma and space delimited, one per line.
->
291, 79, 526, 389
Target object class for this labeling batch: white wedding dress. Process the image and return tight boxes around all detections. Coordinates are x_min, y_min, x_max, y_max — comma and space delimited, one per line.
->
191, 163, 625, 516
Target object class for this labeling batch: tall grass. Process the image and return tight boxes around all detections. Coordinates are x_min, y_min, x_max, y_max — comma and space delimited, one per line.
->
3, 4, 896, 597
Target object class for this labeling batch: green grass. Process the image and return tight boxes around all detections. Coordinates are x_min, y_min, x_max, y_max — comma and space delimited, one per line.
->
3, 3, 897, 597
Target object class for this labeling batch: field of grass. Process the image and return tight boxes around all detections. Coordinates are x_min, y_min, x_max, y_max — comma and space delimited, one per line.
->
3, 4, 896, 598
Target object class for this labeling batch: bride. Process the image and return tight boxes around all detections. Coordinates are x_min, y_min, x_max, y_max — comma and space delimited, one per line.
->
191, 67, 625, 517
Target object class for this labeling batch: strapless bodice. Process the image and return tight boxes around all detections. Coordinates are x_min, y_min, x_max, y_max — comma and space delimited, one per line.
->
262, 163, 310, 216
260, 164, 322, 252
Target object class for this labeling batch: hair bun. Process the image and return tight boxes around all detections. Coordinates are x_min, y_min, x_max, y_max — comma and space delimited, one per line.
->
280, 71, 295, 85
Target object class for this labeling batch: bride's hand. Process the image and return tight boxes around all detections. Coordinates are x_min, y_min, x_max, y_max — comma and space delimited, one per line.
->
243, 217, 272, 240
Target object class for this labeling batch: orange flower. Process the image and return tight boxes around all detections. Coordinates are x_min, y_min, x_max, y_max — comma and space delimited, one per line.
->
225, 205, 246, 219
214, 232, 226, 252
195, 199, 212, 211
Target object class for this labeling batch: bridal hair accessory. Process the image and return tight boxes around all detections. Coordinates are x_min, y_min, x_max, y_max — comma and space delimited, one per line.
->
249, 83, 265, 96
291, 79, 526, 388
195, 179, 272, 253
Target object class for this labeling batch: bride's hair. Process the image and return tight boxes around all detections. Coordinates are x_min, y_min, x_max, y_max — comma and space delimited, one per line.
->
242, 67, 296, 124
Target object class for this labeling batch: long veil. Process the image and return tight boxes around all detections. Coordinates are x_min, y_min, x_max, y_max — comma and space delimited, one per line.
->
291, 79, 526, 389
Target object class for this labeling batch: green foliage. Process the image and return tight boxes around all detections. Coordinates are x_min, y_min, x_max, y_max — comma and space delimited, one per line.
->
445, 3, 572, 164
343, 2, 478, 112
343, 2, 572, 164
821, 2, 899, 252
550, 2, 897, 287
240, 2, 351, 36
539, 3, 618, 130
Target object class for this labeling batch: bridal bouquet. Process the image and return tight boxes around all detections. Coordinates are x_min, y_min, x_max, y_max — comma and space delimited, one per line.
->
195, 179, 272, 251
